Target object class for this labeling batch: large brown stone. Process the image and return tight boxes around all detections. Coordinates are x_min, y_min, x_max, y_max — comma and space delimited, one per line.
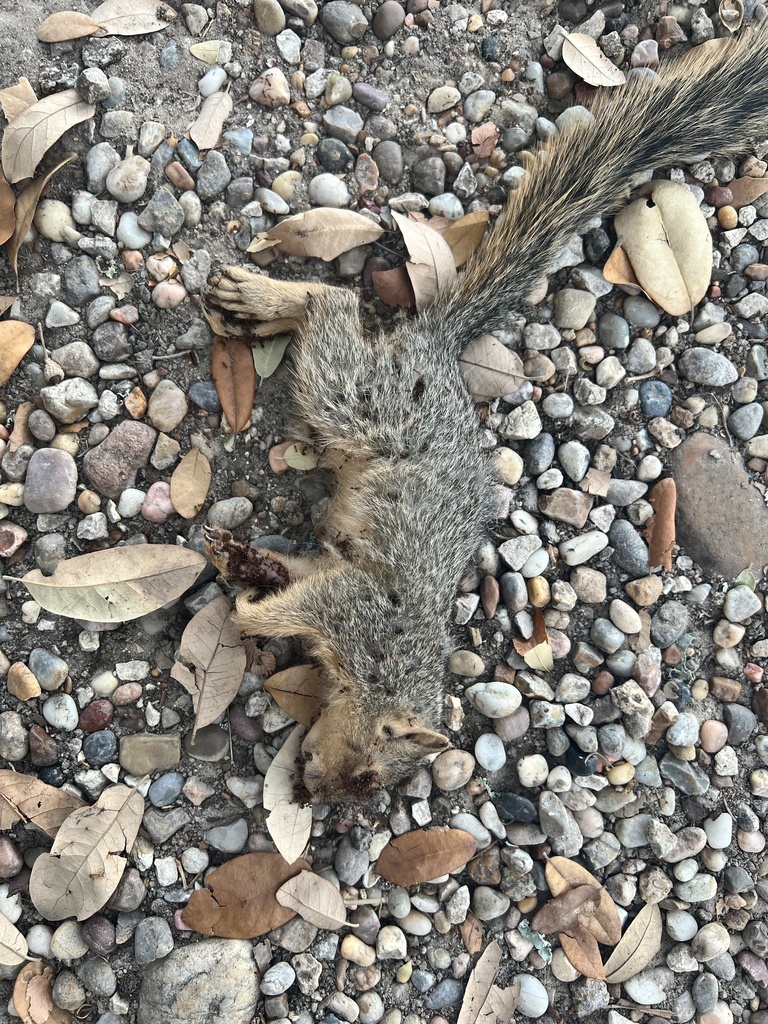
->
83, 420, 156, 500
670, 433, 768, 581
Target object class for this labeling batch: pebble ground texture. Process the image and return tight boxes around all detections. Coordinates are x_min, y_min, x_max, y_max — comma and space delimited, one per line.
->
1, 0, 768, 1023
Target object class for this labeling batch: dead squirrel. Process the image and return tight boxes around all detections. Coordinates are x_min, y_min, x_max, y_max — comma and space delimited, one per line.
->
203, 23, 768, 803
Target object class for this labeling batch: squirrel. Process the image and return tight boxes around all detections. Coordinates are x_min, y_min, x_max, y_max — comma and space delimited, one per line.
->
202, 22, 768, 804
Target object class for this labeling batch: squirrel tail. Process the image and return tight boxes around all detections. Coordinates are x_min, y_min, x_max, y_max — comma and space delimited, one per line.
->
427, 22, 768, 348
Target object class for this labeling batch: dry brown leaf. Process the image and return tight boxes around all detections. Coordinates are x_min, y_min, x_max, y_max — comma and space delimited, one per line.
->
0, 295, 16, 316
645, 478, 676, 571
5, 155, 76, 279
99, 271, 133, 299
603, 903, 662, 983
459, 333, 525, 402
91, 0, 176, 35
442, 210, 489, 268
470, 123, 499, 160
2, 92, 94, 184
375, 828, 477, 886
0, 77, 38, 123
615, 180, 712, 316
545, 855, 621, 946
0, 320, 35, 387
170, 595, 246, 739
190, 40, 227, 64
392, 210, 456, 310
263, 664, 325, 728
19, 545, 207, 623
480, 983, 521, 1023
211, 336, 256, 434
182, 852, 310, 938
719, 0, 744, 32
170, 448, 212, 519
531, 884, 601, 935
459, 911, 484, 955
457, 942, 501, 1024
0, 770, 86, 836
247, 208, 384, 260
0, 910, 28, 968
0, 168, 16, 245
559, 925, 606, 981
727, 175, 768, 210
263, 724, 312, 863
602, 243, 641, 290
562, 32, 626, 87
512, 608, 554, 672
371, 266, 415, 308
8, 401, 35, 452
29, 785, 144, 921
13, 961, 72, 1024
276, 870, 349, 930
190, 90, 234, 150
37, 11, 101, 42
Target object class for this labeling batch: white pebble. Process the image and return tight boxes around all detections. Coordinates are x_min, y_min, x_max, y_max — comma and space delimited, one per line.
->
514, 974, 549, 1017
42, 693, 79, 731
517, 753, 549, 788
308, 173, 350, 208
199, 66, 227, 96
465, 681, 521, 718
475, 733, 506, 772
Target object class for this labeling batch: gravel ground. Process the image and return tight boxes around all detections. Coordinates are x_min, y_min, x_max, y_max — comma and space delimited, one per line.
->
1, 1, 768, 1023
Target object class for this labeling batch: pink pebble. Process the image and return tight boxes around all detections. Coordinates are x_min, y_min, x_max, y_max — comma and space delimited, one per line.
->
142, 481, 175, 523
745, 662, 764, 684
0, 522, 28, 557
152, 280, 187, 309
738, 828, 766, 853
174, 909, 192, 931
699, 719, 728, 754
110, 304, 140, 325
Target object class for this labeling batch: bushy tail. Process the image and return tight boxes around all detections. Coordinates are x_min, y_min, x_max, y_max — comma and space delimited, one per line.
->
426, 21, 768, 348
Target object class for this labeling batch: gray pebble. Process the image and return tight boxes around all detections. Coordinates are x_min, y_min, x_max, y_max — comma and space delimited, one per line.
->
28, 648, 68, 691
261, 961, 296, 995
660, 755, 710, 796
86, 142, 120, 192
608, 519, 649, 577
204, 817, 248, 853
76, 958, 116, 998
321, 1, 368, 44
138, 187, 185, 236
134, 916, 174, 965
623, 295, 661, 328
624, 338, 657, 374
207, 497, 253, 529
196, 150, 232, 200
425, 979, 464, 1010
678, 348, 737, 386
24, 449, 79, 513
650, 601, 688, 648
373, 140, 403, 183
323, 106, 364, 145
598, 312, 630, 348
727, 402, 764, 440
334, 834, 369, 884
64, 256, 102, 305
463, 90, 496, 123
0, 711, 29, 761
148, 772, 185, 807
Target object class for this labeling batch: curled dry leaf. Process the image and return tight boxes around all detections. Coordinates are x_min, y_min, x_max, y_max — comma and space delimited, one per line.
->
372, 265, 415, 308
0, 168, 16, 245
8, 401, 35, 452
19, 545, 207, 623
614, 180, 712, 316
442, 210, 489, 268
602, 243, 641, 291
263, 724, 312, 864
13, 960, 72, 1024
562, 32, 627, 87
190, 90, 234, 151
91, 0, 176, 35
719, 0, 744, 32
0, 769, 85, 836
276, 870, 350, 930
247, 208, 384, 260
531, 883, 601, 935
603, 903, 663, 983
99, 271, 133, 299
559, 925, 606, 981
5, 156, 76, 279
212, 336, 256, 434
459, 333, 525, 403
0, 321, 35, 387
2, 91, 94, 184
375, 828, 477, 887
283, 442, 319, 471
646, 477, 676, 571
0, 77, 38, 123
263, 665, 325, 728
512, 608, 554, 672
170, 594, 246, 738
457, 941, 501, 1024
391, 210, 456, 311
170, 448, 212, 519
470, 123, 499, 160
727, 175, 768, 210
545, 855, 621, 946
182, 852, 310, 938
29, 785, 144, 921
252, 334, 291, 378
37, 10, 101, 42
0, 910, 28, 968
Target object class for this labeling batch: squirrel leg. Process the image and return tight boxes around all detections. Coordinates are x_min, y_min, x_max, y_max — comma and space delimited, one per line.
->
231, 566, 347, 642
204, 526, 332, 585
203, 267, 337, 337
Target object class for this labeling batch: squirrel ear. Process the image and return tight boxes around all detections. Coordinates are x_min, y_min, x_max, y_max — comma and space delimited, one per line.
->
379, 715, 451, 753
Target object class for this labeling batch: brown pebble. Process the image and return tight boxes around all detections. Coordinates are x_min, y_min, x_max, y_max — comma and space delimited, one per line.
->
480, 576, 499, 618
753, 688, 768, 725
79, 699, 115, 733
0, 836, 24, 878
656, 14, 685, 48
546, 71, 575, 101
717, 206, 738, 230
122, 250, 144, 271
465, 847, 501, 886
7, 662, 41, 701
29, 724, 58, 766
592, 670, 614, 695
705, 185, 734, 208
710, 676, 742, 702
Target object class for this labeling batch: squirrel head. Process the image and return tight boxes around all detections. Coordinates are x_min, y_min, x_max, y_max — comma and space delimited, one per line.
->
301, 698, 451, 803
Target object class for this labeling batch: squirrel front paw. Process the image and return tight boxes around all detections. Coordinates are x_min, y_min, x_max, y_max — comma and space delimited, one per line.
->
203, 527, 291, 589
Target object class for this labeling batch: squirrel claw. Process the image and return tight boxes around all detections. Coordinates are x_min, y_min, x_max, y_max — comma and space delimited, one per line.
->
204, 527, 291, 590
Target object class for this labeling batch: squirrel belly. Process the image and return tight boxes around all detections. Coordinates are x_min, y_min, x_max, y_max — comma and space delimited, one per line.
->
204, 23, 768, 804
